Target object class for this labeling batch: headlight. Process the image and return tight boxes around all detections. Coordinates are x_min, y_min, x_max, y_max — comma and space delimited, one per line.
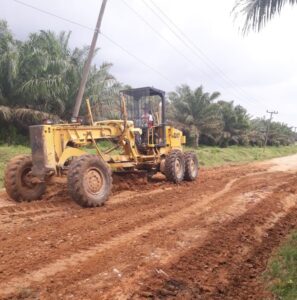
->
43, 119, 53, 125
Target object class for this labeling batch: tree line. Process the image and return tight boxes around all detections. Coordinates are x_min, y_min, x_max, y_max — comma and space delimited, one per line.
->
169, 85, 295, 147
0, 20, 295, 147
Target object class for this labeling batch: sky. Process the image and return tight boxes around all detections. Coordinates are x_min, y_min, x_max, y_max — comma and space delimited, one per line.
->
2, 0, 297, 126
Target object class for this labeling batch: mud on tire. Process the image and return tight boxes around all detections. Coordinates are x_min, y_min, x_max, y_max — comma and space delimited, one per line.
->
165, 150, 185, 183
67, 155, 112, 207
4, 155, 46, 202
184, 152, 199, 181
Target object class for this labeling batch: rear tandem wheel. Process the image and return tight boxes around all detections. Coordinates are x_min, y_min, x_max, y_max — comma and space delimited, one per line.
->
184, 152, 199, 181
164, 150, 185, 183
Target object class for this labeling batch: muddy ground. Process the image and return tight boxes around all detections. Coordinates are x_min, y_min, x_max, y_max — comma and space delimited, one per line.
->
1, 155, 297, 299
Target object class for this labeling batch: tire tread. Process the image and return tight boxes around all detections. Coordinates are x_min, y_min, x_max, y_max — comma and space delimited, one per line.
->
67, 155, 112, 207
164, 150, 185, 183
4, 155, 46, 201
184, 151, 199, 181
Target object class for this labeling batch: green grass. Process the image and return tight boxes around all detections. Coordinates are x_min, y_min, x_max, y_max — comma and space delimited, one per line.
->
191, 145, 297, 167
0, 145, 30, 188
1, 144, 297, 188
265, 232, 297, 299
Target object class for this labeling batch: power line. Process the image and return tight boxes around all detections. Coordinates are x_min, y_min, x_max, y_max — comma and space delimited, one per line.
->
12, 0, 176, 86
100, 33, 175, 85
120, 0, 203, 74
145, 0, 261, 103
12, 0, 264, 108
121, 0, 261, 108
13, 0, 95, 31
143, 0, 264, 106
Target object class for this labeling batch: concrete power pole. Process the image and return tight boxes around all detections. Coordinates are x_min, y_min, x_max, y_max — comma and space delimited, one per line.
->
72, 0, 108, 118
264, 110, 278, 149
292, 127, 297, 144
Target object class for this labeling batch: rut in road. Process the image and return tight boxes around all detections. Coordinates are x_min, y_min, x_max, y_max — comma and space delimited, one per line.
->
135, 179, 297, 300
97, 173, 297, 300
0, 174, 243, 297
0, 157, 297, 299
0, 165, 254, 298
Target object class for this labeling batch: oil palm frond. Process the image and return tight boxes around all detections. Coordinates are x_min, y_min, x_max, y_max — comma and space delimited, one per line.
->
13, 107, 60, 124
233, 0, 297, 33
0, 105, 13, 121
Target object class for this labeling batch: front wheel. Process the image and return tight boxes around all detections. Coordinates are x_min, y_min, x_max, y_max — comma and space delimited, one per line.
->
184, 152, 199, 181
4, 155, 46, 202
67, 155, 112, 207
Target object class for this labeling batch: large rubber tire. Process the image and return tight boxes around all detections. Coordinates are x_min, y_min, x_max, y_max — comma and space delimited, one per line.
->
67, 155, 112, 207
164, 150, 185, 183
4, 155, 46, 202
184, 152, 199, 181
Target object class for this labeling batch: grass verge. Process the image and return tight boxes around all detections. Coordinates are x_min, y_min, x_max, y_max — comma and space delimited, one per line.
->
0, 145, 30, 188
192, 145, 297, 167
265, 232, 297, 299
1, 144, 297, 188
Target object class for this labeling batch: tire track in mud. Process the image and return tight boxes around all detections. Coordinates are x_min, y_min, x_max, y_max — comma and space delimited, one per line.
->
0, 170, 290, 299
134, 176, 297, 300
92, 172, 293, 299
0, 181, 171, 219
81, 191, 272, 299
0, 175, 239, 298
0, 198, 79, 230
54, 173, 297, 300
0, 188, 204, 281
0, 200, 76, 216
0, 187, 173, 230
0, 166, 244, 284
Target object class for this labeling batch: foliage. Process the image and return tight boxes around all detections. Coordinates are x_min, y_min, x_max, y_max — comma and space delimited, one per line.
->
169, 84, 295, 147
249, 118, 295, 146
233, 0, 297, 33
169, 84, 222, 147
0, 124, 28, 145
0, 20, 294, 147
265, 232, 297, 299
217, 100, 250, 147
0, 145, 30, 188
194, 145, 297, 167
0, 20, 124, 140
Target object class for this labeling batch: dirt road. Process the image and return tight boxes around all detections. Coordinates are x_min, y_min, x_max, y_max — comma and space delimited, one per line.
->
1, 155, 297, 299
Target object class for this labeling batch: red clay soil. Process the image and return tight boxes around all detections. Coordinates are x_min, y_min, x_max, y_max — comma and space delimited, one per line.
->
0, 155, 297, 299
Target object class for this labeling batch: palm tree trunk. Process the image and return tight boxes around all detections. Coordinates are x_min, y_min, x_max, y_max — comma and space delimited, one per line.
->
194, 127, 200, 148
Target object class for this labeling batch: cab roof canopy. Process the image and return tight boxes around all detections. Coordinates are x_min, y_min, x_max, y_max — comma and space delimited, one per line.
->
121, 87, 165, 99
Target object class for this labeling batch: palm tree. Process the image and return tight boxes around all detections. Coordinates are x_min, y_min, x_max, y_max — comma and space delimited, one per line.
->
233, 0, 297, 33
169, 85, 223, 147
86, 62, 123, 120
0, 20, 124, 143
217, 100, 250, 146
0, 20, 19, 104
17, 30, 74, 115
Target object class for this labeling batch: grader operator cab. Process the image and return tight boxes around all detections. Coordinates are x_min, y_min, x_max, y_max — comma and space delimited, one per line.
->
121, 87, 166, 150
4, 87, 199, 207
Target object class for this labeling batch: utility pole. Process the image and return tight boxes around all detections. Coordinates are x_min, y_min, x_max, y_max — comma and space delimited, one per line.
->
292, 127, 297, 144
264, 110, 278, 149
72, 0, 108, 118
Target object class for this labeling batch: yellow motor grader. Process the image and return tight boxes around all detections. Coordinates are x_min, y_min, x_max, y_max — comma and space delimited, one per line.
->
4, 87, 198, 207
